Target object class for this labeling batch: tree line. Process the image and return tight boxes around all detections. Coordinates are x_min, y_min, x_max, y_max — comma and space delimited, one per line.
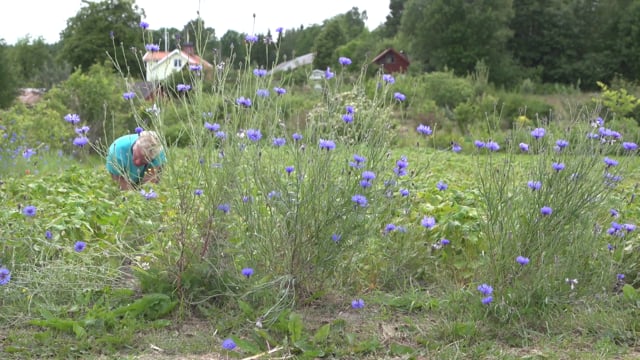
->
1, 0, 639, 109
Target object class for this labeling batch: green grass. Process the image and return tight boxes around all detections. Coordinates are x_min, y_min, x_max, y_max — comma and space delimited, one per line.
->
2, 147, 640, 359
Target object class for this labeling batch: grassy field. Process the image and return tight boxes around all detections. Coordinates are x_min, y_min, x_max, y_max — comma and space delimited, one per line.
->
2, 143, 640, 359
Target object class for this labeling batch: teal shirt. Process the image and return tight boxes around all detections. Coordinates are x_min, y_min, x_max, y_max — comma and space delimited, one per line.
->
106, 134, 166, 184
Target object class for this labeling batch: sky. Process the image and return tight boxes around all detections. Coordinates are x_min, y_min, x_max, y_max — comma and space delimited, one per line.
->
0, 0, 390, 45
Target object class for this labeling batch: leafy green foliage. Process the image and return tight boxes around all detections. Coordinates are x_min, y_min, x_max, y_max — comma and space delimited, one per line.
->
60, 0, 144, 77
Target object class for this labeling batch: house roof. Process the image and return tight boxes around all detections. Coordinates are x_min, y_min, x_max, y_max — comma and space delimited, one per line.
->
371, 48, 409, 64
267, 53, 314, 74
142, 49, 213, 68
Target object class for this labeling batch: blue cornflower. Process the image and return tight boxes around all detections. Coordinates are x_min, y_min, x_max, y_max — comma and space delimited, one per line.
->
256, 88, 269, 97
135, 126, 144, 134
189, 64, 202, 72
45, 230, 52, 239
0, 267, 11, 285
346, 105, 354, 114
242, 196, 253, 203
440, 238, 450, 246
325, 67, 334, 79
516, 256, 530, 266
603, 157, 618, 167
218, 204, 231, 214
236, 97, 252, 107
527, 180, 542, 191
531, 128, 545, 139
352, 194, 368, 207
145, 44, 160, 52
245, 34, 258, 43
617, 273, 625, 280
385, 224, 396, 233
74, 135, 91, 148
272, 137, 286, 147
362, 171, 376, 181
74, 241, 86, 252
394, 92, 406, 101
215, 131, 226, 139
285, 166, 294, 174
474, 140, 486, 149
194, 189, 203, 196
123, 92, 135, 100
274, 87, 287, 95
23, 205, 37, 217
552, 162, 565, 171
416, 124, 432, 135
452, 143, 462, 153
140, 21, 149, 29
610, 208, 619, 217
351, 298, 365, 309
360, 180, 371, 188
342, 114, 354, 123
399, 189, 409, 197
519, 143, 529, 152
140, 188, 157, 200
276, 27, 284, 33
556, 139, 569, 149
22, 148, 36, 159
241, 268, 254, 278
486, 141, 500, 151
205, 122, 220, 132
292, 133, 303, 141
421, 216, 436, 229
382, 74, 395, 84
477, 283, 493, 296
177, 84, 191, 92
319, 139, 336, 151
222, 338, 236, 350
436, 181, 448, 191
64, 113, 81, 125
332, 234, 342, 242
540, 206, 553, 216
339, 57, 352, 66
246, 129, 262, 142
622, 142, 638, 151
75, 126, 90, 135
481, 296, 493, 305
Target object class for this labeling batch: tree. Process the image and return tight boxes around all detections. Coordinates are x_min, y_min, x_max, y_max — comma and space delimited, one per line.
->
219, 30, 247, 68
8, 36, 67, 88
60, 0, 145, 77
180, 18, 217, 55
336, 7, 367, 42
0, 40, 18, 108
401, 0, 514, 84
313, 20, 346, 70
383, 0, 407, 37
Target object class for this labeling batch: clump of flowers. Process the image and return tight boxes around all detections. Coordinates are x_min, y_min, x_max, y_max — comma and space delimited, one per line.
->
477, 283, 493, 304
0, 267, 11, 285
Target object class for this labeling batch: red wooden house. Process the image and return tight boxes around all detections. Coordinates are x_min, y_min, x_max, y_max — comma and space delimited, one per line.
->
371, 48, 410, 74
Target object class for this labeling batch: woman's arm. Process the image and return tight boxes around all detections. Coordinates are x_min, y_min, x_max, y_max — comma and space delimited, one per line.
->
112, 174, 134, 190
142, 166, 162, 184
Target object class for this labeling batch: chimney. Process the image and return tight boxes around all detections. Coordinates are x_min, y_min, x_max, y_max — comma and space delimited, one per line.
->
182, 42, 195, 55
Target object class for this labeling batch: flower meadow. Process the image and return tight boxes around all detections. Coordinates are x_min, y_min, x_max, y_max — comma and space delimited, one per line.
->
2, 26, 640, 358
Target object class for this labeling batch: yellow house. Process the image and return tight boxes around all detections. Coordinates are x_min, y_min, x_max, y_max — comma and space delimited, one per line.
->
142, 44, 213, 81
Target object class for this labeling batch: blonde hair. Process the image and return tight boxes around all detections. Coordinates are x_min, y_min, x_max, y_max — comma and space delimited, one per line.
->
136, 131, 163, 160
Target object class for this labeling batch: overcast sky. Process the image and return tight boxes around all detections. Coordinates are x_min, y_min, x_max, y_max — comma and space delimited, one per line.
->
0, 0, 390, 45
